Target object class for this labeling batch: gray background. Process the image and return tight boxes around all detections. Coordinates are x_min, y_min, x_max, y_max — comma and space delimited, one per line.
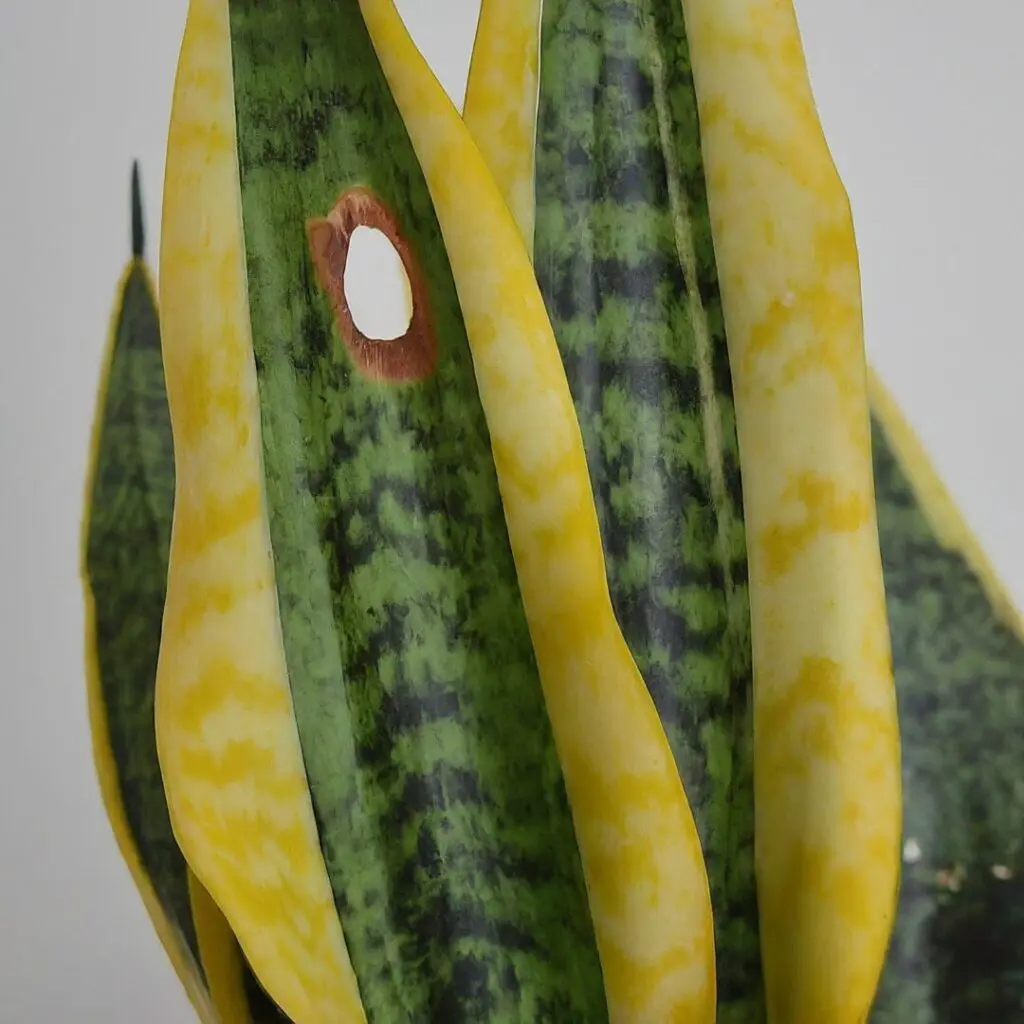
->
1, 0, 1021, 1020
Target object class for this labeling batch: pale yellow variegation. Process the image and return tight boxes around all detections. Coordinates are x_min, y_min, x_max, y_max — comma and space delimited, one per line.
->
463, 0, 542, 248
682, 5, 900, 1019
155, 0, 365, 1020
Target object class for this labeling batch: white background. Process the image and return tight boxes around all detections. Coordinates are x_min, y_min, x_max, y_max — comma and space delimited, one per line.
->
1, 0, 1022, 1020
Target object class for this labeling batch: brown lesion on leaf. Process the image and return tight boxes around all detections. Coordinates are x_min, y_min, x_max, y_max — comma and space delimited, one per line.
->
306, 186, 437, 383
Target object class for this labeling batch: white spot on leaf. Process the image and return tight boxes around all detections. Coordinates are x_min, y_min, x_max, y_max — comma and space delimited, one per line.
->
344, 226, 413, 341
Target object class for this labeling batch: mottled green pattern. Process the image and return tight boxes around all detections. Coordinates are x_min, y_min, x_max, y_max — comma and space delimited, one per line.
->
227, 3, 607, 1020
84, 206, 201, 979
870, 415, 1024, 1024
533, 2, 760, 1018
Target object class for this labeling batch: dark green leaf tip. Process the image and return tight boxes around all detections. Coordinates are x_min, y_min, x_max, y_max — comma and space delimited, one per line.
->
131, 160, 145, 260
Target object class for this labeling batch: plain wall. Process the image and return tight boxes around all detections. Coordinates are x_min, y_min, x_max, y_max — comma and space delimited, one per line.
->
0, 1, 1021, 1020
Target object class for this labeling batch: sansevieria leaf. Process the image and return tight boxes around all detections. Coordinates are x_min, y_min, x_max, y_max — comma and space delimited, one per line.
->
362, 4, 717, 1020
464, 0, 1024, 1019
81, 164, 294, 1023
82, 162, 215, 1023
866, 372, 1024, 1022
464, 0, 901, 1021
155, 0, 718, 1019
158, 0, 607, 1019
670, 5, 901, 1019
85, 1, 1024, 1022
467, 1, 760, 1020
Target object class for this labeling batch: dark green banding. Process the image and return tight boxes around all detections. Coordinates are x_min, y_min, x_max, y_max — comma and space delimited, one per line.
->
869, 414, 1024, 1023
227, 2, 607, 1021
85, 170, 202, 980
533, 2, 761, 1019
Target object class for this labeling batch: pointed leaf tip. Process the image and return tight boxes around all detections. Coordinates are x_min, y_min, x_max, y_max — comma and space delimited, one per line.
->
131, 161, 145, 260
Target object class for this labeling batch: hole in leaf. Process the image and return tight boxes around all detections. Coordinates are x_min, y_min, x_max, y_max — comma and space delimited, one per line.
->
344, 225, 413, 342
306, 186, 437, 383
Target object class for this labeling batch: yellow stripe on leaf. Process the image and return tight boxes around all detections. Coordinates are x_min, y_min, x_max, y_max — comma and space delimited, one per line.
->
464, 0, 542, 248
155, 1, 365, 1020
680, 1, 902, 1020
